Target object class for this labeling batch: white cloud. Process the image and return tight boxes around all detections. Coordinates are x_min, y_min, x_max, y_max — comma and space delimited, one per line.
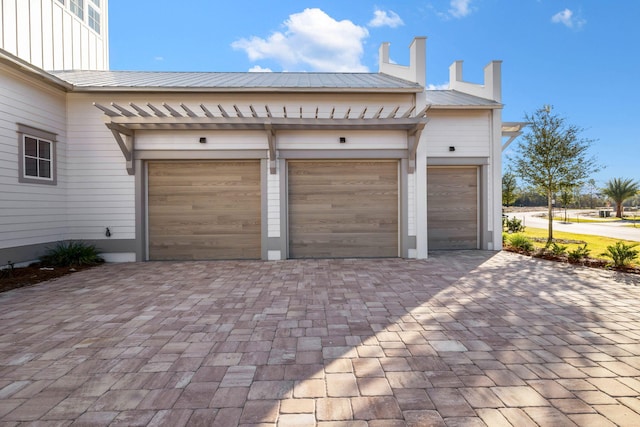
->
368, 9, 404, 28
551, 8, 586, 29
427, 83, 449, 90
232, 8, 370, 72
248, 65, 272, 72
154, 56, 164, 61
449, 0, 473, 18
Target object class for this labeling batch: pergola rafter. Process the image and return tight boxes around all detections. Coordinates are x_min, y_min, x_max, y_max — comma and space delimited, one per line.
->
95, 102, 430, 175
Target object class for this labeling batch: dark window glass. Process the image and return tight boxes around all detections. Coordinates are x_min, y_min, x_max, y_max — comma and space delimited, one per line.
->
25, 158, 38, 176
39, 160, 51, 178
25, 137, 38, 157
39, 141, 51, 159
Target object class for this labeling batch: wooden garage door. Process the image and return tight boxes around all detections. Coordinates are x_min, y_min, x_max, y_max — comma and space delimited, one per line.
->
148, 160, 261, 260
288, 160, 398, 258
427, 167, 478, 250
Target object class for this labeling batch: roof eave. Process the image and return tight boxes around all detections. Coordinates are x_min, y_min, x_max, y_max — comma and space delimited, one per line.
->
67, 85, 423, 94
429, 104, 503, 110
0, 49, 73, 91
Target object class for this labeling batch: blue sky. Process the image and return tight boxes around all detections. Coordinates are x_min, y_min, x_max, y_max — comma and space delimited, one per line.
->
109, 0, 638, 185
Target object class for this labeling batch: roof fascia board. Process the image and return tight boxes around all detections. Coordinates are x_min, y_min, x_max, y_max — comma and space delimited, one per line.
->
0, 49, 73, 91
67, 86, 422, 94
428, 104, 503, 110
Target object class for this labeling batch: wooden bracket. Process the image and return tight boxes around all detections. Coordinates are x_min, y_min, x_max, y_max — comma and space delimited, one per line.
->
407, 121, 427, 174
106, 122, 135, 175
265, 123, 277, 174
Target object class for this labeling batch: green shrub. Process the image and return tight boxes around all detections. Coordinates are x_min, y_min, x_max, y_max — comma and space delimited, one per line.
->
508, 234, 534, 252
550, 242, 568, 256
504, 216, 525, 233
567, 244, 590, 262
601, 242, 639, 268
40, 241, 104, 267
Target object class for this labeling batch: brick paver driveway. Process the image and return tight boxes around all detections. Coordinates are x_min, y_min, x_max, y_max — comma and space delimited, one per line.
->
1, 251, 639, 426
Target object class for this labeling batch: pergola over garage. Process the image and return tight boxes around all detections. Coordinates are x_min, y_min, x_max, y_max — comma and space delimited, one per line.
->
95, 101, 429, 260
94, 101, 430, 175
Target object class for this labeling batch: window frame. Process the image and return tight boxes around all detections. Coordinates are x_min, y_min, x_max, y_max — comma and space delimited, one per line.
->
88, 6, 101, 33
17, 124, 58, 186
70, 0, 84, 20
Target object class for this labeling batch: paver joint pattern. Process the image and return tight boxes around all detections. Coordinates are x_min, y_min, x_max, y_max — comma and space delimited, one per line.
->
0, 251, 639, 426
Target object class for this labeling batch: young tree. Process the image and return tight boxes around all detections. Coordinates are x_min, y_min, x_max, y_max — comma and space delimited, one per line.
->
513, 105, 598, 244
602, 177, 640, 218
586, 178, 598, 209
502, 171, 518, 207
559, 187, 574, 222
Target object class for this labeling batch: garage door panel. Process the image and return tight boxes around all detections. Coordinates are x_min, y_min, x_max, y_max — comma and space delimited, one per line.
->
427, 167, 478, 250
289, 160, 398, 258
148, 160, 261, 260
291, 233, 397, 258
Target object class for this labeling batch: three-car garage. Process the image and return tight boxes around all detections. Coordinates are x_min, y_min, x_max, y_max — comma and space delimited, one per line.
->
145, 160, 479, 260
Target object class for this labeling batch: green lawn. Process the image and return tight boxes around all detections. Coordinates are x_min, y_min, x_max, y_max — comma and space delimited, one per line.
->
507, 227, 640, 266
550, 214, 640, 224
551, 216, 619, 223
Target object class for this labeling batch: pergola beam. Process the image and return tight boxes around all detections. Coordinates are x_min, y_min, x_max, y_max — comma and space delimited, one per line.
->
96, 102, 430, 176
501, 122, 528, 151
106, 116, 426, 130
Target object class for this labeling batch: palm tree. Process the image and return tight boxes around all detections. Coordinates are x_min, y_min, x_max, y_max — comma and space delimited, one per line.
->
602, 178, 640, 218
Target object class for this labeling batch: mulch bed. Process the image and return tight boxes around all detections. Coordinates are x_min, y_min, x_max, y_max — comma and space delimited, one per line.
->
0, 263, 97, 293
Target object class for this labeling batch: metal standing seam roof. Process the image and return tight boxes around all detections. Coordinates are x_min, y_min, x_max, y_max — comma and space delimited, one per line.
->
47, 70, 501, 107
48, 70, 423, 92
425, 90, 501, 108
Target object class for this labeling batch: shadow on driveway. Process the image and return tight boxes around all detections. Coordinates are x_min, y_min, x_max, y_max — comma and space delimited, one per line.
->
0, 251, 639, 425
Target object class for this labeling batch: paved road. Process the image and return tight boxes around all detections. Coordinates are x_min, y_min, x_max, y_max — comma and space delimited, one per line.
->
505, 209, 640, 242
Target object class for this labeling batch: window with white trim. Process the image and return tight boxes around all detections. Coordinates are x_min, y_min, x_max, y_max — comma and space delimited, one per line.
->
88, 6, 100, 33
70, 0, 84, 19
90, 0, 100, 6
17, 124, 57, 185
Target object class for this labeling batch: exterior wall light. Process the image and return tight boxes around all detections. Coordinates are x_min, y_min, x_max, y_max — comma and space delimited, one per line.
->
339, 137, 346, 143
449, 146, 456, 151
199, 137, 207, 144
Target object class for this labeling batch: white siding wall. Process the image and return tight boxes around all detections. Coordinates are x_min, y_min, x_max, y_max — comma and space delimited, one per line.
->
0, 64, 67, 252
136, 130, 267, 151
0, 0, 108, 70
64, 92, 413, 256
278, 130, 407, 150
424, 110, 491, 157
407, 171, 416, 236
65, 93, 134, 241
267, 156, 280, 239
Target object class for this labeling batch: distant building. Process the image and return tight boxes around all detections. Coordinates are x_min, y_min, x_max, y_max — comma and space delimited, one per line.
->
1, 2, 512, 265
